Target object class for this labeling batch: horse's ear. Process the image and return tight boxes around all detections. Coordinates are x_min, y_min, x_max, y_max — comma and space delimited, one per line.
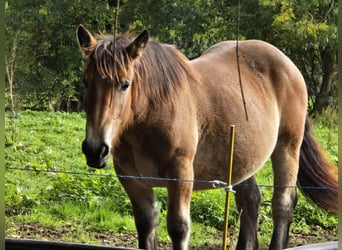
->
76, 24, 96, 56
126, 30, 149, 59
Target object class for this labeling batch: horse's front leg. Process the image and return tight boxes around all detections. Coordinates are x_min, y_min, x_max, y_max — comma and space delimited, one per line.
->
119, 179, 158, 250
166, 170, 193, 250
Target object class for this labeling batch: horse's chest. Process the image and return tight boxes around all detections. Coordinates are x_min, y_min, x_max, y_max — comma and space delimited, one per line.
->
132, 150, 159, 176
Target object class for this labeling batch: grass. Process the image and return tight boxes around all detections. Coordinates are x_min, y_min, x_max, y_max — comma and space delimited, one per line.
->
5, 110, 338, 249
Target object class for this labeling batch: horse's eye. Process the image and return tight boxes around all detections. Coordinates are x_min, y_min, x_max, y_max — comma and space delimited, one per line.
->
120, 79, 131, 91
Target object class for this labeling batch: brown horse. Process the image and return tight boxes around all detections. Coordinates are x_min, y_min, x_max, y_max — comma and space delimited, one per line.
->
76, 25, 338, 250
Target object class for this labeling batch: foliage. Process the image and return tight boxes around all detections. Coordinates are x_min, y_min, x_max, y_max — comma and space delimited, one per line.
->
311, 106, 338, 164
120, 0, 238, 58
5, 0, 337, 113
5, 0, 113, 111
260, 0, 338, 114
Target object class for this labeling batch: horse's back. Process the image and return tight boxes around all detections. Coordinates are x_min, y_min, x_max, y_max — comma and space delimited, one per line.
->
192, 39, 307, 126
194, 39, 307, 106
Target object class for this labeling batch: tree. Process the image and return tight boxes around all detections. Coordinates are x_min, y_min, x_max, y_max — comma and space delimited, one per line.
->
5, 0, 114, 111
119, 0, 239, 58
5, 0, 337, 113
260, 0, 338, 114
5, 30, 20, 116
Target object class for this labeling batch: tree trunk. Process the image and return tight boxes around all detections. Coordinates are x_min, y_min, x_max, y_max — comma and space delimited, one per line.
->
312, 47, 336, 115
5, 31, 20, 117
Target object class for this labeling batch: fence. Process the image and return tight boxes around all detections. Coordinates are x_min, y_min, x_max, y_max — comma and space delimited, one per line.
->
5, 165, 338, 250
5, 166, 338, 191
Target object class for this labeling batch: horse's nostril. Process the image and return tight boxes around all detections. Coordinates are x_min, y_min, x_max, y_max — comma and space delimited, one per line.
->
82, 140, 109, 160
99, 143, 109, 159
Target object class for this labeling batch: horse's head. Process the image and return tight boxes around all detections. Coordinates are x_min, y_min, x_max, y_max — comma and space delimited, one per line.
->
76, 25, 149, 168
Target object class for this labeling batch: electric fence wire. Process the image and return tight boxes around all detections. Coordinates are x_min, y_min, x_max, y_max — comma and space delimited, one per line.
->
5, 166, 337, 191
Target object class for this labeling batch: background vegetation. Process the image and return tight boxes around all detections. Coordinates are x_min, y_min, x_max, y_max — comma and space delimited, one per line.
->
5, 0, 338, 249
5, 0, 337, 114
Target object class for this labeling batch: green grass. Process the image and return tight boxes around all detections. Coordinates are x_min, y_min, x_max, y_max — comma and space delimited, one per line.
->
5, 110, 338, 249
5, 111, 87, 170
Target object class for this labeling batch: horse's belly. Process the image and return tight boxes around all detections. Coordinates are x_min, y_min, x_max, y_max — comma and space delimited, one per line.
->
192, 123, 278, 190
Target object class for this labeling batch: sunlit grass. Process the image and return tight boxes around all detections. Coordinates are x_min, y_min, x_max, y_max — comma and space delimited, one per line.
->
5, 110, 338, 248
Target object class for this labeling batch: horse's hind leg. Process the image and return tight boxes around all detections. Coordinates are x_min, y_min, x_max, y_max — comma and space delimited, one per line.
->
270, 138, 300, 250
119, 179, 158, 250
235, 175, 261, 250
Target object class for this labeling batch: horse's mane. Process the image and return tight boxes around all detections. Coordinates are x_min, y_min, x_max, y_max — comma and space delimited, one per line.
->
86, 33, 198, 105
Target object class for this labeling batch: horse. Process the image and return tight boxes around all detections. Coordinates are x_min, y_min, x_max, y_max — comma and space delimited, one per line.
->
76, 24, 338, 250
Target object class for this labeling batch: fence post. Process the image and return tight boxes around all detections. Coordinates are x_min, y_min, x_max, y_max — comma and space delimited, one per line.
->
222, 125, 236, 250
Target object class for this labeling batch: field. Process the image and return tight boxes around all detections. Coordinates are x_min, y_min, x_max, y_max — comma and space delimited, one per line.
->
5, 110, 338, 249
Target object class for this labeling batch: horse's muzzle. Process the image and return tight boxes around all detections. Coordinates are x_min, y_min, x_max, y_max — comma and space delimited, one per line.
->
82, 140, 110, 169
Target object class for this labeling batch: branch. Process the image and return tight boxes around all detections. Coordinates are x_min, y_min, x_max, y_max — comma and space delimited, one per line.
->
5, 30, 20, 85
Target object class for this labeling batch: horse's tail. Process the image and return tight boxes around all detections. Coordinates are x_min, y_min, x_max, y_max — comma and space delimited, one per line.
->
298, 116, 338, 213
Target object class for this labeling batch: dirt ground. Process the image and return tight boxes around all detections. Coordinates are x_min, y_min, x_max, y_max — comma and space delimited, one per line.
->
7, 222, 337, 250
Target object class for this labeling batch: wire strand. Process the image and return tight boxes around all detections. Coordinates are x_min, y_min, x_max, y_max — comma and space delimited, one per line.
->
5, 166, 337, 191
236, 0, 248, 121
